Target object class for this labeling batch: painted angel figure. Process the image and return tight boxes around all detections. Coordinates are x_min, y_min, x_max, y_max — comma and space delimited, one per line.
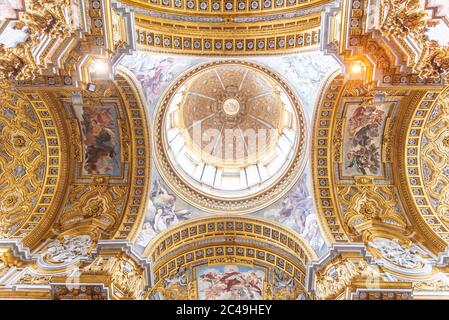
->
348, 105, 384, 136
136, 58, 175, 104
150, 178, 191, 233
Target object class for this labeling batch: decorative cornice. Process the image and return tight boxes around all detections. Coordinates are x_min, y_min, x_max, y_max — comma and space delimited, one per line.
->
135, 13, 321, 55
119, 0, 334, 17
145, 215, 317, 265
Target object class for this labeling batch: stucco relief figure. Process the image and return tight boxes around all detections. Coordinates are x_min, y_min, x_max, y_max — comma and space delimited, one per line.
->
135, 178, 191, 247
369, 238, 425, 269
79, 106, 120, 175
272, 268, 295, 297
44, 235, 92, 265
164, 266, 187, 289
197, 265, 264, 300
344, 104, 387, 176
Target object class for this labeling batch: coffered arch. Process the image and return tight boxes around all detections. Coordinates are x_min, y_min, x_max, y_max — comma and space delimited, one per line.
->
396, 86, 449, 254
311, 71, 430, 247
144, 215, 317, 300
0, 82, 70, 249
17, 69, 155, 248
311, 70, 347, 244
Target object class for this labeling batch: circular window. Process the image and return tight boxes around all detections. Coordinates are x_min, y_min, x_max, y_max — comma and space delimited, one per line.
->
222, 98, 241, 116
154, 61, 307, 213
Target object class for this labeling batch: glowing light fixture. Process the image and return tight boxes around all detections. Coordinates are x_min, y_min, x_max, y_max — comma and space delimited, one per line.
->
91, 59, 109, 74
350, 62, 364, 74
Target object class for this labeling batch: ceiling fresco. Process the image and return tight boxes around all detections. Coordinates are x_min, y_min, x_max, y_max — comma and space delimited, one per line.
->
0, 0, 449, 301
119, 51, 339, 258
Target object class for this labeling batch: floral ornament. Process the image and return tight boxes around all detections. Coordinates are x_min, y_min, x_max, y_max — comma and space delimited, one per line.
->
0, 190, 22, 212
8, 131, 30, 154
84, 197, 106, 218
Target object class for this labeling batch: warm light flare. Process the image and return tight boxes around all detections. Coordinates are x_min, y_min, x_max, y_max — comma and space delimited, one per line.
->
350, 62, 364, 74
91, 59, 109, 74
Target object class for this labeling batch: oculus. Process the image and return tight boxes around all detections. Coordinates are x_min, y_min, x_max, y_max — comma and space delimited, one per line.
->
222, 98, 241, 116
153, 60, 307, 213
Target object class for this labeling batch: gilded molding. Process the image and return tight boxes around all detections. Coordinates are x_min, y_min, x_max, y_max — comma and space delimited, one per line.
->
0, 84, 68, 249
399, 87, 449, 252
112, 70, 152, 242
121, 0, 333, 16
135, 15, 321, 55
311, 71, 348, 243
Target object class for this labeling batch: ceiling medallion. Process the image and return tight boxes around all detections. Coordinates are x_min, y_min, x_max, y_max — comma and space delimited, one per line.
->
222, 98, 240, 116
153, 60, 307, 213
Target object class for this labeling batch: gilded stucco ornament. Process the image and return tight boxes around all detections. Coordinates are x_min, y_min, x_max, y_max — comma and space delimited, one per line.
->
17, 272, 52, 285
0, 0, 73, 80
379, 0, 449, 81
413, 277, 449, 292
1, 0, 449, 300
0, 92, 45, 238
271, 268, 304, 300
315, 259, 380, 299
380, 0, 436, 41
154, 266, 189, 300
52, 285, 107, 300
337, 177, 407, 236
420, 91, 449, 226
0, 0, 136, 86
83, 255, 146, 299
58, 184, 127, 234
146, 216, 316, 300
0, 257, 6, 276
415, 43, 449, 80
50, 72, 151, 242
110, 258, 145, 299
